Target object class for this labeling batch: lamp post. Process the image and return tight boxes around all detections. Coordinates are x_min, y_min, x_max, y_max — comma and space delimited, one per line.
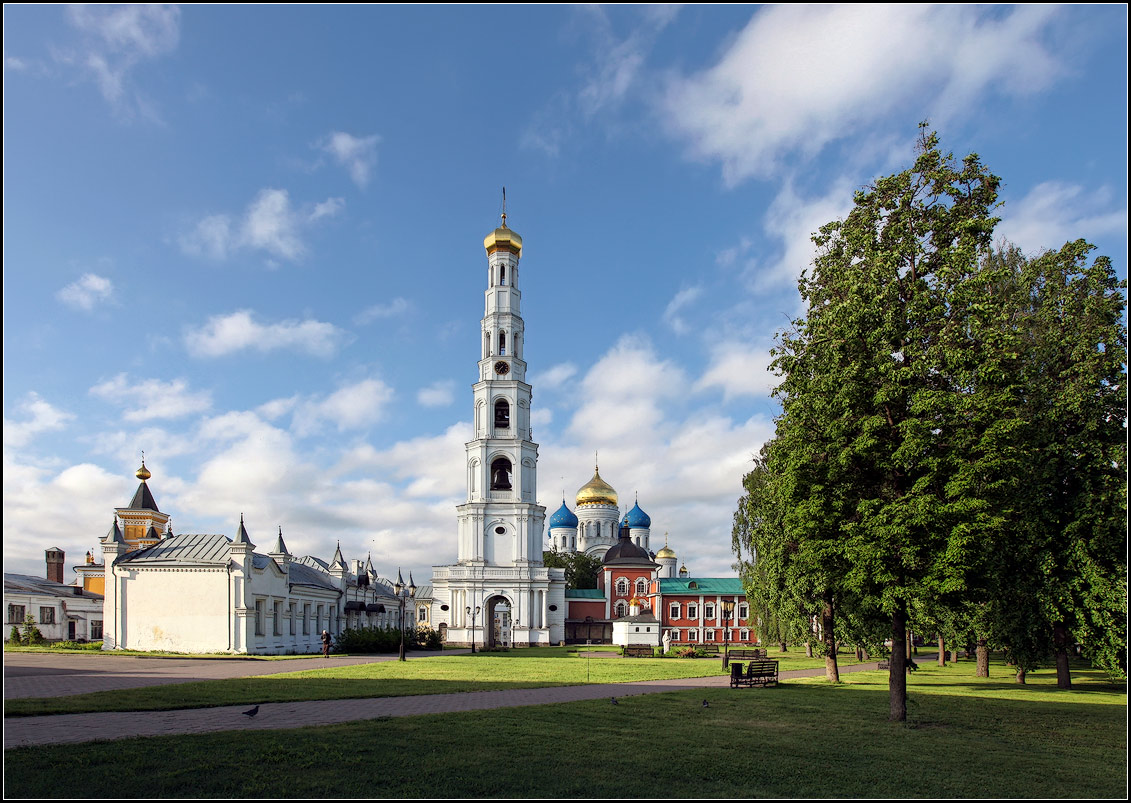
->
722, 599, 735, 669
394, 569, 417, 662
466, 605, 481, 653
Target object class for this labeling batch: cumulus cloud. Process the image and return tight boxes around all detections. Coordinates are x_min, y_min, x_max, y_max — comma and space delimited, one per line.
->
417, 381, 455, 409
292, 378, 395, 436
663, 5, 1062, 183
663, 286, 703, 335
89, 373, 212, 422
694, 342, 777, 401
179, 189, 344, 262
997, 182, 1128, 256
355, 297, 411, 325
318, 132, 380, 188
57, 273, 114, 310
63, 4, 180, 118
531, 362, 578, 391
758, 178, 856, 290
184, 310, 347, 358
3, 393, 75, 449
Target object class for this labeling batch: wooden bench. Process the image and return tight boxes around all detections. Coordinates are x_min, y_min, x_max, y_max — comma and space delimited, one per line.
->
877, 660, 891, 670
730, 659, 779, 688
623, 645, 655, 658
728, 648, 766, 660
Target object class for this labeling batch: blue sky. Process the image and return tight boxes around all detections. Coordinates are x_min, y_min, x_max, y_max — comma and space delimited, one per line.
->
4, 5, 1127, 586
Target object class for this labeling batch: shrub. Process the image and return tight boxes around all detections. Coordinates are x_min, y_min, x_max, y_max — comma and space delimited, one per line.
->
413, 626, 443, 651
676, 647, 698, 658
21, 614, 44, 646
9, 626, 21, 644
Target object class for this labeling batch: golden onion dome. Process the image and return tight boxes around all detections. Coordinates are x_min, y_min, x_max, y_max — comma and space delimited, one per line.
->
656, 545, 677, 559
135, 461, 151, 481
483, 217, 522, 257
576, 467, 618, 508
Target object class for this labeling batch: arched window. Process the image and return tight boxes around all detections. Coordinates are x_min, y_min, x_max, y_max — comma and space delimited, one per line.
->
616, 578, 629, 596
484, 332, 491, 357
494, 399, 510, 429
635, 578, 648, 596
490, 457, 512, 490
499, 264, 506, 285
499, 331, 506, 356
615, 600, 628, 617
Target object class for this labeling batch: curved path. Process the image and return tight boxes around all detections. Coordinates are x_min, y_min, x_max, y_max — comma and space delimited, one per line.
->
3, 655, 896, 749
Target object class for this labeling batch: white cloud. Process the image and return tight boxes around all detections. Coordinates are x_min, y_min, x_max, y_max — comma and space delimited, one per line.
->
57, 273, 114, 310
663, 286, 703, 335
998, 182, 1128, 256
179, 189, 343, 263
318, 132, 380, 188
663, 5, 1062, 183
89, 373, 212, 422
184, 310, 347, 358
293, 379, 394, 436
531, 362, 578, 391
694, 342, 777, 401
417, 381, 455, 409
3, 393, 75, 449
63, 4, 180, 118
758, 178, 856, 290
355, 297, 411, 325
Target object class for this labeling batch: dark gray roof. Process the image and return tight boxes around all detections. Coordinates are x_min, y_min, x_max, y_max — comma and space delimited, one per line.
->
127, 481, 160, 512
287, 561, 339, 592
617, 611, 659, 624
117, 533, 232, 565
4, 573, 103, 601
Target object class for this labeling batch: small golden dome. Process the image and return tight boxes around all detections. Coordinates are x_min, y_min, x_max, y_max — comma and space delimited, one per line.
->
656, 545, 676, 559
484, 223, 522, 257
576, 467, 617, 508
135, 461, 151, 481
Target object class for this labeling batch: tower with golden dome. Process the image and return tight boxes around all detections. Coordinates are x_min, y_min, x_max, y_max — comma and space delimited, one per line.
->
430, 206, 566, 647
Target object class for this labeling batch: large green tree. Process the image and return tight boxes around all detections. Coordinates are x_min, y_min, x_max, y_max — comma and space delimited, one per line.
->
768, 127, 1003, 721
542, 550, 603, 590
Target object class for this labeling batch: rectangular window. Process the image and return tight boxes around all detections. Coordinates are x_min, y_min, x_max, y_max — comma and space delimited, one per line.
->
687, 604, 698, 619
706, 629, 715, 641
91, 620, 104, 640
289, 602, 297, 635
418, 606, 427, 623
303, 603, 311, 635
705, 603, 715, 620
40, 607, 56, 625
669, 602, 680, 620
739, 603, 749, 620
8, 604, 25, 624
740, 628, 749, 641
316, 604, 324, 633
273, 601, 282, 636
688, 629, 698, 642
255, 600, 265, 636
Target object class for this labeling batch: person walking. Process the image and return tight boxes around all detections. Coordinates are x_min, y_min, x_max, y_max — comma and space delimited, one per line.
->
321, 629, 332, 658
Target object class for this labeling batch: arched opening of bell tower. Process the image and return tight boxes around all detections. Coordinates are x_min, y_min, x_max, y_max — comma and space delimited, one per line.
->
484, 594, 513, 649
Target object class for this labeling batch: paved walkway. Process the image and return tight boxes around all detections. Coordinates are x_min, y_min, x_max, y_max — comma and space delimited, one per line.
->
3, 654, 895, 749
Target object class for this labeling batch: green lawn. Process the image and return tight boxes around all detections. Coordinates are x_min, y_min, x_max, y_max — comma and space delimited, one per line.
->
4, 660, 1123, 798
3, 648, 871, 717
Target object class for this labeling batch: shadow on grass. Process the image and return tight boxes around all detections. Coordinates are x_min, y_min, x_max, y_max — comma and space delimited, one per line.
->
4, 683, 1126, 799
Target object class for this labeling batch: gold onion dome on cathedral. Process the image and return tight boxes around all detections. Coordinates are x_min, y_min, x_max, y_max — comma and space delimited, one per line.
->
656, 545, 677, 559
576, 467, 618, 508
135, 461, 151, 481
483, 214, 522, 257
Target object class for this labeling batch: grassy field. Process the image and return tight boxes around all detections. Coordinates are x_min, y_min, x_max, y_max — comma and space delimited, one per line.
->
4, 660, 1124, 798
3, 647, 868, 717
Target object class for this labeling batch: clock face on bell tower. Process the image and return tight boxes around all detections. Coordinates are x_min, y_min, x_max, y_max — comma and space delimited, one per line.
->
494, 360, 509, 375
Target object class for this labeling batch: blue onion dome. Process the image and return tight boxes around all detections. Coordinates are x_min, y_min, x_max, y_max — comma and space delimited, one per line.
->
549, 499, 578, 529
623, 499, 651, 529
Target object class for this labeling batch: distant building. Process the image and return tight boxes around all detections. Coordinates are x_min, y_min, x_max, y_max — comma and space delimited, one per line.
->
94, 463, 415, 654
4, 549, 104, 642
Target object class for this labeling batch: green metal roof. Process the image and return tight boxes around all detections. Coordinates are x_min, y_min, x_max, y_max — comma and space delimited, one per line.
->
659, 578, 746, 595
565, 588, 605, 599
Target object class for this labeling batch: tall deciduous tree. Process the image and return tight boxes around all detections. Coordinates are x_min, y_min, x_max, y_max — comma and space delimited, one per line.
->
770, 127, 1002, 721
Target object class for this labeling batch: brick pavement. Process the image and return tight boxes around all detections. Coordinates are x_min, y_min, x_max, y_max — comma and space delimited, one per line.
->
3, 654, 890, 750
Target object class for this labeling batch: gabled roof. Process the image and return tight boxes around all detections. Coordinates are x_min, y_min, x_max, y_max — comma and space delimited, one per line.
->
4, 573, 103, 601
658, 578, 746, 595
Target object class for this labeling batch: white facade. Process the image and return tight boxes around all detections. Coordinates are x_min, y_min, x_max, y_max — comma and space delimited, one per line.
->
101, 523, 405, 655
4, 574, 104, 643
431, 217, 566, 647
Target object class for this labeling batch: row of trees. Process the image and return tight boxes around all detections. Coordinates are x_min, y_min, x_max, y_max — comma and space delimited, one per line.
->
732, 127, 1126, 721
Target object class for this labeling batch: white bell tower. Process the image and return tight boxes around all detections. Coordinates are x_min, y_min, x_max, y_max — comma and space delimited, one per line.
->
431, 202, 565, 648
